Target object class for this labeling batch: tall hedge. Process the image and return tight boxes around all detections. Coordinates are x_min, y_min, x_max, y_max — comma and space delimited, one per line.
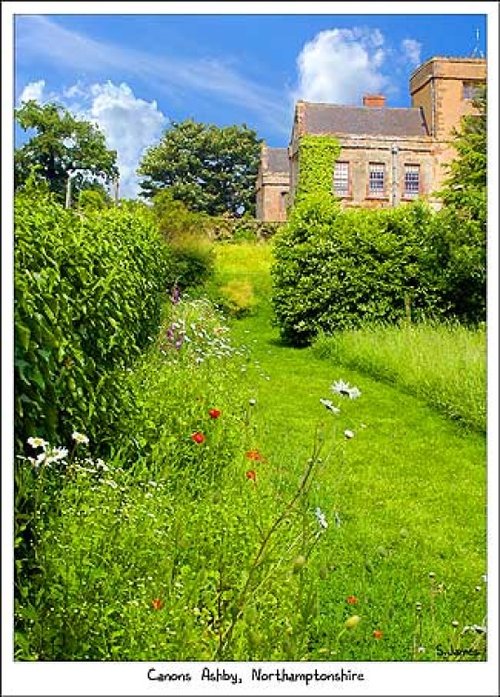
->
14, 193, 171, 453
271, 194, 440, 345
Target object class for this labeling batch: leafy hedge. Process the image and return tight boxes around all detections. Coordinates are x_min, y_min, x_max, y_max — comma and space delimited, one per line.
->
271, 194, 441, 345
14, 193, 171, 454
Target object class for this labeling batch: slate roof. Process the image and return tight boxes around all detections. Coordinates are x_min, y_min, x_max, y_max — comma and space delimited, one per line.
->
265, 147, 289, 172
301, 102, 430, 138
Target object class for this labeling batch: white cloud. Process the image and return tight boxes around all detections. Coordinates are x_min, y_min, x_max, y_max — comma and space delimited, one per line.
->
86, 82, 167, 197
19, 79, 46, 103
293, 28, 391, 106
16, 78, 167, 198
401, 39, 422, 67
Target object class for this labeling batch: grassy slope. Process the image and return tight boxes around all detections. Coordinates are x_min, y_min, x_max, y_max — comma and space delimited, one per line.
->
213, 242, 487, 660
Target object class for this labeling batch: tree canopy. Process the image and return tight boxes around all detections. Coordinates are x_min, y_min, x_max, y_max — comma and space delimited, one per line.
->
439, 86, 486, 225
15, 101, 118, 203
137, 119, 261, 216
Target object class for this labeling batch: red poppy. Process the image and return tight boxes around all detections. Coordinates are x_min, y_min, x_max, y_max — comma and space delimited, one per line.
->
373, 630, 383, 639
245, 449, 265, 462
151, 598, 164, 611
208, 409, 221, 419
246, 469, 257, 482
346, 595, 358, 605
191, 432, 205, 444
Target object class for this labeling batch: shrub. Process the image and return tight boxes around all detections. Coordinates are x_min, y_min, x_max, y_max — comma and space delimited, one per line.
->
14, 192, 171, 454
423, 208, 486, 324
272, 194, 439, 345
152, 189, 211, 242
210, 216, 282, 241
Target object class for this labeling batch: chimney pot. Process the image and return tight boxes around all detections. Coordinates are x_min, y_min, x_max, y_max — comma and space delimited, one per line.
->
363, 94, 386, 108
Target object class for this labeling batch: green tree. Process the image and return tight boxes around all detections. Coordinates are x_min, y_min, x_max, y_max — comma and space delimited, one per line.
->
430, 86, 487, 322
15, 101, 118, 204
439, 86, 486, 225
137, 119, 261, 216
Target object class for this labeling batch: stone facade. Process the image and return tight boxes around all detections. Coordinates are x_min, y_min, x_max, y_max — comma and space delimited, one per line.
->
255, 144, 289, 222
409, 56, 487, 191
256, 55, 486, 220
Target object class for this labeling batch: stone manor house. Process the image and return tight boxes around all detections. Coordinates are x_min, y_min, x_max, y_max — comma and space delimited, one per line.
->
256, 56, 486, 221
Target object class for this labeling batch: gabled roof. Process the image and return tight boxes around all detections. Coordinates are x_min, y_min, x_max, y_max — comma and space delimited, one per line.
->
300, 102, 430, 138
265, 147, 289, 173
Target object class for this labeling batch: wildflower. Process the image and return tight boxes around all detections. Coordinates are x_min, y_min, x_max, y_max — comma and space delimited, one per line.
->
28, 452, 47, 468
475, 585, 481, 592
151, 598, 164, 611
27, 437, 49, 450
315, 507, 328, 530
208, 408, 221, 419
344, 429, 355, 439
245, 449, 265, 462
249, 398, 256, 406
345, 615, 361, 630
428, 572, 436, 579
72, 432, 89, 445
331, 380, 361, 399
417, 646, 425, 654
191, 432, 205, 444
47, 447, 69, 462
451, 620, 459, 628
415, 602, 422, 612
245, 469, 257, 482
373, 630, 383, 639
319, 398, 340, 414
170, 285, 180, 305
346, 595, 358, 605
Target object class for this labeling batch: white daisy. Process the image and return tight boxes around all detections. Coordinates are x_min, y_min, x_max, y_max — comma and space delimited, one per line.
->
320, 398, 340, 414
46, 447, 69, 463
331, 380, 361, 399
27, 437, 49, 450
315, 507, 328, 529
344, 429, 355, 439
72, 432, 89, 445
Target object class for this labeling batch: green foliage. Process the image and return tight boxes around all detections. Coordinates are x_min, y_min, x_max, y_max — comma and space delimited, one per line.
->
138, 119, 261, 216
210, 216, 282, 242
78, 188, 110, 211
439, 86, 486, 226
14, 193, 170, 454
169, 239, 215, 291
429, 87, 487, 323
296, 135, 341, 200
15, 101, 118, 204
152, 189, 211, 242
424, 209, 486, 323
272, 194, 438, 345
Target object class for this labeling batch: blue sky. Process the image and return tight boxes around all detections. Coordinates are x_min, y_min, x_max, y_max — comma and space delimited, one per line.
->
14, 10, 488, 196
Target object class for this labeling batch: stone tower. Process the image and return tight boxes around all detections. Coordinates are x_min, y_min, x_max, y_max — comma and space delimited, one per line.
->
409, 57, 486, 189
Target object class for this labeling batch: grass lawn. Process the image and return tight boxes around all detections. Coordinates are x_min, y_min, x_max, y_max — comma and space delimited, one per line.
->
212, 241, 487, 660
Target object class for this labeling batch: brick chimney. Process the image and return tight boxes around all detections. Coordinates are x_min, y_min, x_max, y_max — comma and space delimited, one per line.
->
363, 94, 386, 108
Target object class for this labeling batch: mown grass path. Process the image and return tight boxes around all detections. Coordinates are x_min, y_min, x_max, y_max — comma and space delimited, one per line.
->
214, 243, 486, 658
